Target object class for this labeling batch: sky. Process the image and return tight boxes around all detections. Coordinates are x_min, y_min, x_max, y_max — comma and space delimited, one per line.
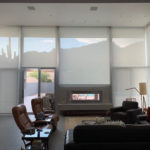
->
0, 37, 106, 57
23, 37, 106, 52
60, 38, 107, 49
0, 36, 144, 59
24, 37, 56, 52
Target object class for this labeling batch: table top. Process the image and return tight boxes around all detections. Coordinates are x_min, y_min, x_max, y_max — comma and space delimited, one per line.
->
45, 118, 52, 122
22, 129, 51, 140
35, 117, 52, 123
82, 120, 97, 125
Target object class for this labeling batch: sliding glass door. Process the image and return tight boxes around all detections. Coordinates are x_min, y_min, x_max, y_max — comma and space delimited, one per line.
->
23, 68, 55, 112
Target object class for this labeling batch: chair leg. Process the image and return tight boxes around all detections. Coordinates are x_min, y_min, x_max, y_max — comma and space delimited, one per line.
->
21, 147, 25, 150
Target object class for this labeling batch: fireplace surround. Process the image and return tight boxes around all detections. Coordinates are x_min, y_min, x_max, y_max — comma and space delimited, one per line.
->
57, 85, 112, 115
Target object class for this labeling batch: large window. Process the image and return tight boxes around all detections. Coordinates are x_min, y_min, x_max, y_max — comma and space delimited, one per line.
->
111, 28, 147, 107
0, 26, 150, 113
0, 27, 20, 113
59, 27, 110, 85
22, 27, 57, 112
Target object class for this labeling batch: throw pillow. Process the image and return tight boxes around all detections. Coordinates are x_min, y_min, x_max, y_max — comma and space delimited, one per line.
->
43, 96, 51, 109
37, 112, 44, 120
96, 117, 105, 124
102, 120, 126, 127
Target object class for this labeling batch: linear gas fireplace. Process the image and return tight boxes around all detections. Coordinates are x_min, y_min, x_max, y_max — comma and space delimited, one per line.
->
69, 91, 102, 103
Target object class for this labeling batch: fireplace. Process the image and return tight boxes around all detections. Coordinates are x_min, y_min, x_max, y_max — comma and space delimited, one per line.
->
69, 90, 102, 103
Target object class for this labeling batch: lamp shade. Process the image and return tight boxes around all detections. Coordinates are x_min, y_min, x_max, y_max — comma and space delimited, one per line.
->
139, 82, 147, 95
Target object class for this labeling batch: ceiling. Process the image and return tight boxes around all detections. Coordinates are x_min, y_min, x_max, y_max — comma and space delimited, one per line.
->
0, 3, 150, 27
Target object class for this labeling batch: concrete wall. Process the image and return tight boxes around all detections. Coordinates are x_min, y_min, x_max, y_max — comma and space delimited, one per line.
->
56, 84, 112, 110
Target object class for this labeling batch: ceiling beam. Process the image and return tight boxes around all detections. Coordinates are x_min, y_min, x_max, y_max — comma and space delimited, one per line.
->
0, 0, 150, 3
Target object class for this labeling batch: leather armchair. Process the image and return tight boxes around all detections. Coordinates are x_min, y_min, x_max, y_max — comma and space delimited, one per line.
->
43, 93, 55, 113
31, 98, 59, 127
12, 104, 53, 134
110, 101, 142, 124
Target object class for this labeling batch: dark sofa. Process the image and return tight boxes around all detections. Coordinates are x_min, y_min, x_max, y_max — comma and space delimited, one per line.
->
64, 124, 150, 150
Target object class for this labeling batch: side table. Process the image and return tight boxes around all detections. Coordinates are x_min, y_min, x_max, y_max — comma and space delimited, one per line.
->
22, 128, 51, 150
136, 114, 150, 124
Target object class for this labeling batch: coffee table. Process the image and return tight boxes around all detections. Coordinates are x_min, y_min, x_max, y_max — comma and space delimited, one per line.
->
82, 117, 111, 125
22, 128, 51, 150
81, 117, 125, 126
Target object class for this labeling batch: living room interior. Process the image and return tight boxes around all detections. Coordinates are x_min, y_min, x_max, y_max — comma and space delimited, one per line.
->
1, 1, 150, 150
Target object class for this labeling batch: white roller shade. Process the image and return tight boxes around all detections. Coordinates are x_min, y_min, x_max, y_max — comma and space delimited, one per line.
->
112, 28, 146, 67
145, 25, 150, 107
0, 27, 20, 37
60, 27, 109, 38
0, 27, 19, 113
146, 25, 150, 66
0, 27, 20, 68
0, 70, 18, 113
112, 28, 145, 38
112, 68, 147, 107
59, 27, 110, 85
23, 27, 57, 67
23, 27, 56, 37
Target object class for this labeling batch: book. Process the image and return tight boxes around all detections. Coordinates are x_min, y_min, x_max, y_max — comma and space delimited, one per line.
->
31, 140, 43, 149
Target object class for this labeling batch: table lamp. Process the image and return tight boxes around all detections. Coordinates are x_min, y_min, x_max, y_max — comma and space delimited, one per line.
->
125, 82, 147, 111
139, 82, 147, 110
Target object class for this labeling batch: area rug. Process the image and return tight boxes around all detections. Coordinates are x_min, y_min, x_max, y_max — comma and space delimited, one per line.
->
64, 116, 97, 130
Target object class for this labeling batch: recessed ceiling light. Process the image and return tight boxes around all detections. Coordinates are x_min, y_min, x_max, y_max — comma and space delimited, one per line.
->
27, 6, 36, 11
90, 6, 98, 11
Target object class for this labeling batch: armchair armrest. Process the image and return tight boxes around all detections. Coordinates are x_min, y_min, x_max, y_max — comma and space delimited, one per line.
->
127, 108, 142, 123
136, 114, 147, 122
33, 120, 48, 126
43, 109, 55, 114
44, 114, 51, 118
110, 106, 124, 113
65, 130, 74, 145
127, 108, 142, 115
